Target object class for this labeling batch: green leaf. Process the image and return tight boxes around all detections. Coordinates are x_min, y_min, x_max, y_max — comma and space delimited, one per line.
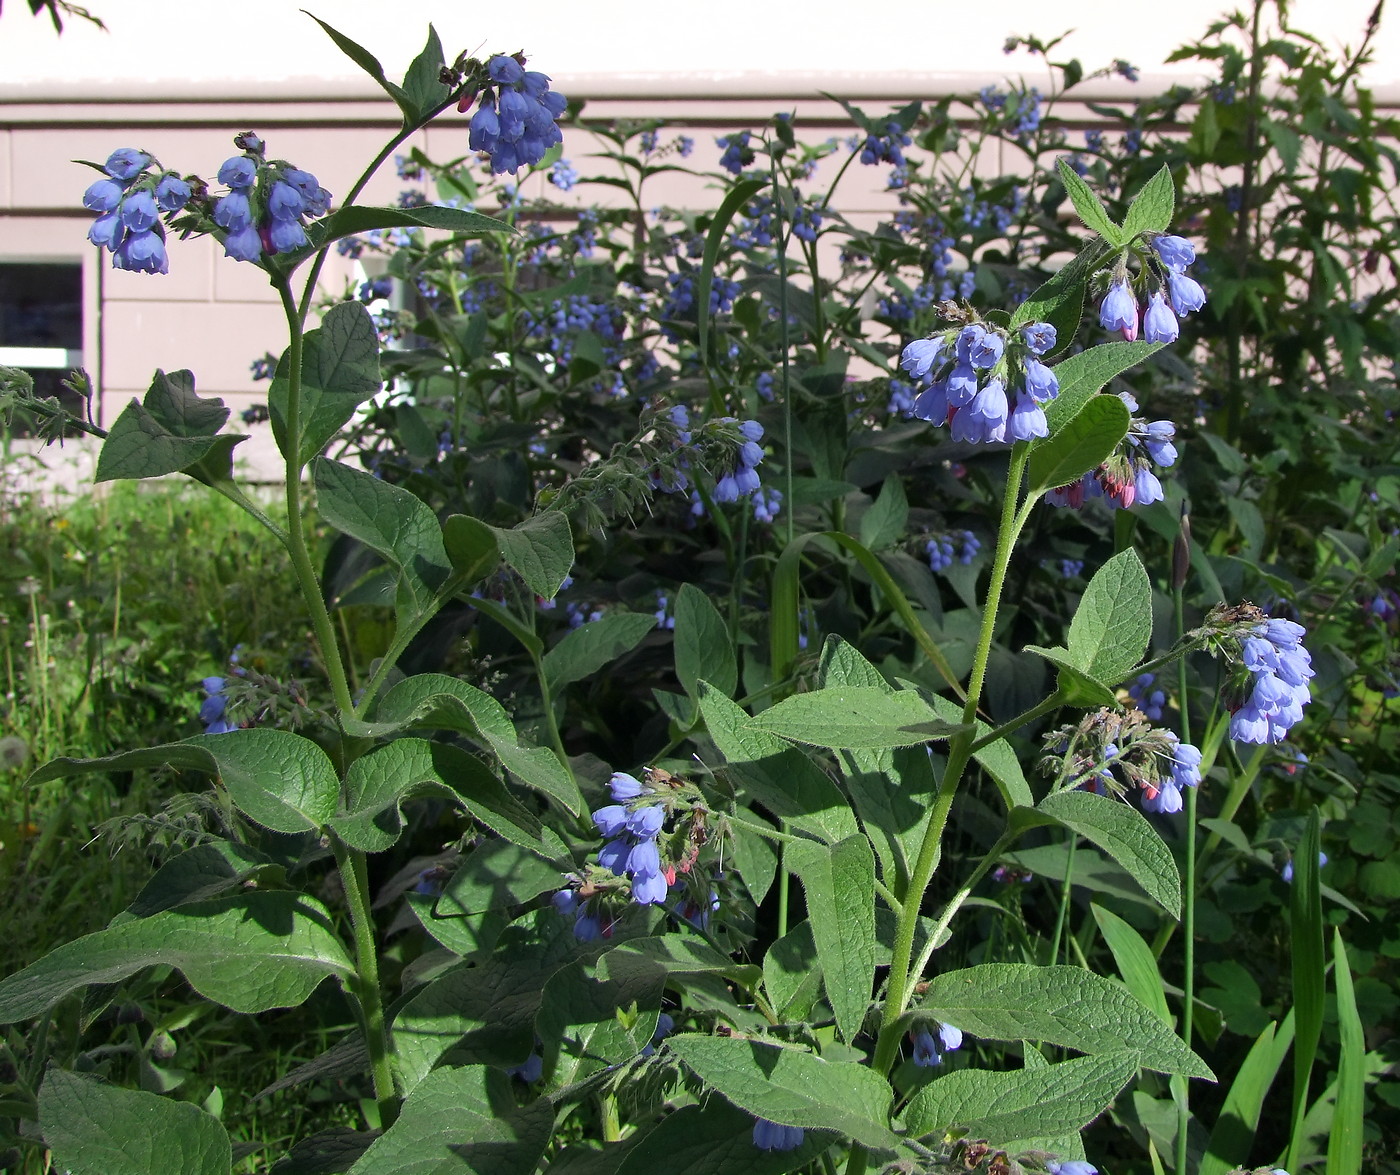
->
1122, 164, 1177, 240
1043, 341, 1163, 434
674, 583, 737, 701
436, 830, 571, 917
269, 302, 382, 467
40, 1069, 232, 1175
598, 936, 762, 989
665, 1034, 899, 1148
543, 611, 656, 692
1200, 1017, 1294, 1175
391, 951, 557, 1092
307, 16, 409, 111
330, 738, 541, 853
698, 685, 860, 845
96, 371, 244, 483
747, 686, 965, 750
29, 731, 341, 836
311, 204, 515, 249
787, 835, 875, 1043
820, 639, 936, 890
1329, 930, 1365, 1175
902, 1052, 1140, 1149
1022, 645, 1119, 708
1092, 904, 1170, 1025
0, 892, 353, 1022
441, 514, 500, 587
1057, 158, 1123, 244
1034, 790, 1182, 917
1028, 394, 1131, 494
188, 728, 340, 834
491, 512, 575, 598
366, 673, 582, 815
1287, 807, 1326, 1170
313, 457, 452, 624
697, 179, 766, 362
1007, 244, 1101, 349
346, 1066, 553, 1174
1066, 549, 1152, 685
400, 24, 449, 122
763, 920, 823, 1022
858, 474, 908, 552
614, 1100, 835, 1175
918, 964, 1213, 1078
121, 841, 273, 920
538, 953, 666, 1081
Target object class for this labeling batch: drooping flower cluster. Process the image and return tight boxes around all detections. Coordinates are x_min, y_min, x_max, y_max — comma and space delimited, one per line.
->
717, 131, 754, 175
1042, 707, 1202, 815
1127, 672, 1167, 721
857, 120, 911, 168
83, 148, 191, 274
1098, 233, 1207, 342
465, 55, 567, 175
593, 771, 669, 904
910, 1021, 964, 1066
213, 139, 331, 264
1230, 616, 1314, 743
900, 319, 1060, 444
1046, 397, 1178, 510
198, 676, 236, 734
752, 1118, 805, 1151
713, 419, 766, 503
926, 530, 980, 572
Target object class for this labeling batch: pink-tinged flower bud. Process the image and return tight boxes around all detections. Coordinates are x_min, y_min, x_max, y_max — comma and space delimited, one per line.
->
1099, 280, 1138, 340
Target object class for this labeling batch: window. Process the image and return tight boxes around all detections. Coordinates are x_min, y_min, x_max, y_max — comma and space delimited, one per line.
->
0, 261, 84, 434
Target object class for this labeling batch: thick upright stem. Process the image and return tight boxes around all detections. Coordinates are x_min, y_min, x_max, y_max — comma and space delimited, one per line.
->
871, 446, 1032, 1077
275, 281, 356, 717
332, 836, 398, 1126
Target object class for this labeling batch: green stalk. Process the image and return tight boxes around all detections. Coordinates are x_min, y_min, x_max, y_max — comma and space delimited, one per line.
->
1174, 584, 1196, 1175
331, 835, 398, 1126
870, 444, 1033, 1075
274, 279, 356, 717
848, 453, 1034, 1175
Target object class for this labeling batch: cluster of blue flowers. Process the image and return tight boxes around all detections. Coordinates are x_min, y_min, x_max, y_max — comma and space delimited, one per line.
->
714, 420, 766, 503
83, 149, 190, 274
465, 55, 567, 175
1142, 735, 1201, 815
549, 158, 578, 191
1231, 617, 1314, 743
551, 888, 608, 941
593, 771, 669, 904
899, 320, 1060, 444
661, 272, 741, 327
214, 150, 331, 264
752, 1118, 804, 1152
717, 131, 754, 175
911, 1021, 963, 1066
1099, 234, 1207, 342
1046, 398, 1178, 510
1128, 672, 1167, 721
652, 592, 675, 630
926, 530, 980, 572
752, 487, 783, 524
857, 120, 911, 168
198, 676, 236, 734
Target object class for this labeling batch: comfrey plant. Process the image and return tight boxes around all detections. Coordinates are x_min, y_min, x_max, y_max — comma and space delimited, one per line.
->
0, 22, 1343, 1175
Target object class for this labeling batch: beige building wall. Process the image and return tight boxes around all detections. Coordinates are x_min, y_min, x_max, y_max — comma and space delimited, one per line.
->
2, 0, 1396, 488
